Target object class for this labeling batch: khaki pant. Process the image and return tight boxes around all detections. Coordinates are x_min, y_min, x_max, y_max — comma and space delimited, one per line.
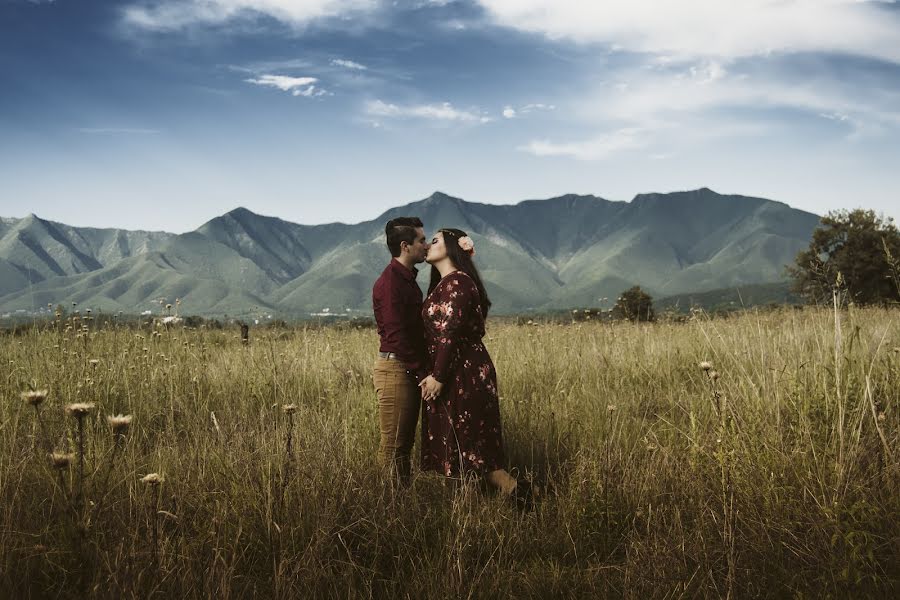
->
373, 357, 420, 484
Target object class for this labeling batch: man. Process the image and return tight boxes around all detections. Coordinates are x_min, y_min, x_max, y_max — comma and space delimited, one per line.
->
372, 217, 430, 484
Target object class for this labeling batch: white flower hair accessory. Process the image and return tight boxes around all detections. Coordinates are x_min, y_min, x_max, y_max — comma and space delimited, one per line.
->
458, 236, 475, 255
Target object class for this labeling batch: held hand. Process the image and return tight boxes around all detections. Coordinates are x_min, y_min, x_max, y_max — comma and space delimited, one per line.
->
419, 375, 443, 402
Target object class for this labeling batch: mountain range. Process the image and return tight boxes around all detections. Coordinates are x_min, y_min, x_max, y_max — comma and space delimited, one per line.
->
0, 188, 820, 317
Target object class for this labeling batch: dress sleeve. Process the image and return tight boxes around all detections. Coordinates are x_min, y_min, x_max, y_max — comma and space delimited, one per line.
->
431, 275, 478, 384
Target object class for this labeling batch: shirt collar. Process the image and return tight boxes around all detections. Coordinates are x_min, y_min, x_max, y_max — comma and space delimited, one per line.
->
390, 257, 418, 281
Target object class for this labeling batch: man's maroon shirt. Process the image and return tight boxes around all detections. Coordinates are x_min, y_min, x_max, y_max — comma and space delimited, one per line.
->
373, 258, 427, 381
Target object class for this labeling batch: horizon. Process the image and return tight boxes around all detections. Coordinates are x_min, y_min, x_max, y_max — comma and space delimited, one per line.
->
1, 187, 825, 234
2, 1, 900, 231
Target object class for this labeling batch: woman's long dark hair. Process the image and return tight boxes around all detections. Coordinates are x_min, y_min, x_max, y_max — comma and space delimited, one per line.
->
428, 228, 492, 317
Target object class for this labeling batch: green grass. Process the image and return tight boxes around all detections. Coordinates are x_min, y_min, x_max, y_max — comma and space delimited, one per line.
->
1, 307, 898, 598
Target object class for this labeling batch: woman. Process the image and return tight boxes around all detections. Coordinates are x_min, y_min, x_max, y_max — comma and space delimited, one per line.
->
418, 228, 530, 506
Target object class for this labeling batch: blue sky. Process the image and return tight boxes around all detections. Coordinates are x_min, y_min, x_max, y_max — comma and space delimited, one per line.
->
1, 0, 899, 232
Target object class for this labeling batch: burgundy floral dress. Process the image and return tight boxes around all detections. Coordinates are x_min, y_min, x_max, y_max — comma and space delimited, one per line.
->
421, 271, 506, 477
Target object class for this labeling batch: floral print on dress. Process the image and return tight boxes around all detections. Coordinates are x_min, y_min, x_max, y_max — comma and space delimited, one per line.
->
420, 271, 506, 477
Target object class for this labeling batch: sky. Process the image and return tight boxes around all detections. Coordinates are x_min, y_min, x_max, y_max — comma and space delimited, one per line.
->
1, 0, 899, 233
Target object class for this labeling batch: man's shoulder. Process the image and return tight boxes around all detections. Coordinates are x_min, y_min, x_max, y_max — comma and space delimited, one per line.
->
375, 262, 409, 301
373, 262, 395, 287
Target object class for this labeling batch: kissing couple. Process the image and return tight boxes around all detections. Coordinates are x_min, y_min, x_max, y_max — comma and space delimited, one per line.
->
372, 217, 531, 508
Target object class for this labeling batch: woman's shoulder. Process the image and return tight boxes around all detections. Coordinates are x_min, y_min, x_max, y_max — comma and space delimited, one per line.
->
447, 270, 476, 287
442, 271, 478, 299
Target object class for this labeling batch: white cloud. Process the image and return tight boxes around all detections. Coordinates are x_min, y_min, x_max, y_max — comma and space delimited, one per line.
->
475, 0, 900, 63
245, 74, 328, 96
245, 74, 317, 91
366, 99, 491, 123
819, 112, 850, 123
502, 103, 555, 119
122, 0, 377, 31
520, 103, 555, 113
520, 54, 900, 161
292, 86, 328, 97
590, 61, 900, 129
331, 58, 367, 70
519, 127, 646, 160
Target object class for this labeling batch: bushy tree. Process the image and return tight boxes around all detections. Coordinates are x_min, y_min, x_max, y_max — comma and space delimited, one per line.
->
788, 209, 900, 305
613, 286, 655, 322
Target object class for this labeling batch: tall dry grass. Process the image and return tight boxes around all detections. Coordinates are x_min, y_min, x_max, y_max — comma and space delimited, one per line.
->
1, 307, 898, 598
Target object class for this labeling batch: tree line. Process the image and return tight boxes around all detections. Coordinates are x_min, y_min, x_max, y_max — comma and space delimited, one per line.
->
614, 208, 900, 322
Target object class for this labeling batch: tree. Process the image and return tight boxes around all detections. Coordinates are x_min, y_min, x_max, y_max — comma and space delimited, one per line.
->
613, 286, 655, 322
788, 209, 900, 305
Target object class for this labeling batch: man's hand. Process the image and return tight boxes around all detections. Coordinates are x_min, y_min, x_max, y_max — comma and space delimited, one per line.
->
419, 375, 443, 402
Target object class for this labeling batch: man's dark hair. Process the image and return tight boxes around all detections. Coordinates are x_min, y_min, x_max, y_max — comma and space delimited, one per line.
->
385, 217, 423, 257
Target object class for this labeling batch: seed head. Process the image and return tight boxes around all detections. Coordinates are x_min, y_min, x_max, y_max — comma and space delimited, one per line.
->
141, 473, 163, 486
107, 414, 133, 435
22, 389, 49, 407
699, 361, 713, 371
607, 404, 617, 412
50, 452, 75, 470
282, 404, 297, 414
708, 370, 720, 382
65, 402, 95, 418
89, 359, 100, 367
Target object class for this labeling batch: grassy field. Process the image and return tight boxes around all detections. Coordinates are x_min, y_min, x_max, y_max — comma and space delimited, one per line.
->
1, 307, 898, 598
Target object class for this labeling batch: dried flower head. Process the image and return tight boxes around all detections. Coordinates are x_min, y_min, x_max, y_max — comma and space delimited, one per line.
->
89, 359, 100, 367
457, 236, 475, 255
50, 452, 75, 470
65, 402, 95, 418
607, 404, 617, 412
708, 370, 721, 382
282, 404, 297, 414
107, 414, 133, 435
141, 473, 164, 485
22, 389, 48, 407
699, 361, 713, 371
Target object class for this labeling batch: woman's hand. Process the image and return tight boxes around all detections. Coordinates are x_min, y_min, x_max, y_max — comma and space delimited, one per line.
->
419, 375, 443, 402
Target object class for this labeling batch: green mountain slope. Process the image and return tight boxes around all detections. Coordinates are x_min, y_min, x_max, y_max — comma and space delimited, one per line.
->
0, 188, 820, 316
0, 214, 171, 284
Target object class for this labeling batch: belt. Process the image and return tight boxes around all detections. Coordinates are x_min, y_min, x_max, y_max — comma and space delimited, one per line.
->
378, 351, 401, 360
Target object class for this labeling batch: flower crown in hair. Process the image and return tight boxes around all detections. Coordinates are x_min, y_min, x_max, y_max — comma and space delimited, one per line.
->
457, 236, 475, 256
